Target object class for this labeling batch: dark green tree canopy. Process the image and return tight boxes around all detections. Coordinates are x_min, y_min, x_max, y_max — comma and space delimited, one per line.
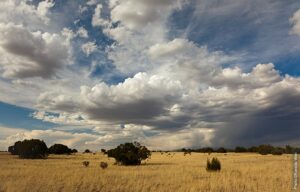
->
8, 139, 48, 159
107, 142, 151, 165
48, 144, 73, 155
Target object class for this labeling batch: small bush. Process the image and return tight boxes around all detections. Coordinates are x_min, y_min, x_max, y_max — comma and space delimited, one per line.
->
206, 157, 221, 171
71, 149, 78, 153
184, 151, 192, 156
100, 162, 108, 169
101, 149, 107, 154
84, 149, 91, 153
82, 161, 89, 167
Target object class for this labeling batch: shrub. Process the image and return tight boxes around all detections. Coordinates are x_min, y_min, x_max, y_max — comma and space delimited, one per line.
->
84, 149, 91, 153
206, 157, 221, 171
247, 146, 258, 152
257, 144, 274, 155
198, 147, 214, 153
82, 161, 89, 167
100, 162, 108, 169
235, 146, 247, 153
48, 144, 72, 155
107, 142, 151, 165
8, 139, 48, 159
101, 149, 107, 154
271, 148, 284, 155
71, 149, 78, 153
285, 145, 293, 154
216, 147, 227, 153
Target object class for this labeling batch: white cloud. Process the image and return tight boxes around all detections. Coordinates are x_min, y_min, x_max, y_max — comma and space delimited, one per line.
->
0, 126, 27, 151
110, 0, 183, 30
1, 0, 300, 149
212, 63, 281, 89
36, 0, 55, 23
148, 38, 197, 58
92, 4, 110, 27
0, 0, 54, 27
36, 91, 79, 113
99, 0, 186, 75
87, 0, 99, 6
78, 5, 88, 14
77, 27, 88, 38
290, 9, 300, 36
32, 62, 300, 146
81, 41, 98, 56
61, 27, 75, 43
0, 124, 214, 151
81, 72, 182, 106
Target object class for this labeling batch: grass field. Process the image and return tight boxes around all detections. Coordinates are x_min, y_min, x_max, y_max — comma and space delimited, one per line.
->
0, 152, 295, 192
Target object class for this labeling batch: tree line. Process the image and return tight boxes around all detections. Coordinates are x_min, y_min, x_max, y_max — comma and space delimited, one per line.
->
179, 144, 300, 155
8, 139, 77, 159
7, 139, 300, 166
7, 139, 151, 166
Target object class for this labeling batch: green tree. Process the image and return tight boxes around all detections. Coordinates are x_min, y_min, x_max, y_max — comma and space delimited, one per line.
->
107, 142, 151, 165
10, 139, 48, 159
48, 144, 73, 154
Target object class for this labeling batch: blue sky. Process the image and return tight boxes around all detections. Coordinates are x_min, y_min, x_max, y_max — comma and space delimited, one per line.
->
0, 102, 56, 130
0, 0, 300, 150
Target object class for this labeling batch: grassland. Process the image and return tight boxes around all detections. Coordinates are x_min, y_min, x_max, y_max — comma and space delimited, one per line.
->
0, 152, 294, 192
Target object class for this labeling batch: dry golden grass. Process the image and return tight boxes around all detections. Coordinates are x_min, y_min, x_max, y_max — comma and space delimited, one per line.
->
0, 152, 294, 192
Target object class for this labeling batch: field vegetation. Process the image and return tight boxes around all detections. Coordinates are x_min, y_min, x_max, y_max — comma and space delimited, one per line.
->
0, 151, 293, 192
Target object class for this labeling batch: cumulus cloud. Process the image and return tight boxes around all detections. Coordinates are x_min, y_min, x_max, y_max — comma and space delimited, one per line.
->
99, 0, 186, 75
81, 41, 98, 56
211, 63, 281, 89
36, 0, 55, 22
32, 62, 300, 147
80, 72, 183, 125
1, 0, 300, 150
0, 23, 71, 79
290, 9, 300, 35
0, 0, 54, 27
36, 91, 79, 113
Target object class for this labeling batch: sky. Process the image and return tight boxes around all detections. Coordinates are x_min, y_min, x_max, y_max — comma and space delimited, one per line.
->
1, 0, 300, 151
